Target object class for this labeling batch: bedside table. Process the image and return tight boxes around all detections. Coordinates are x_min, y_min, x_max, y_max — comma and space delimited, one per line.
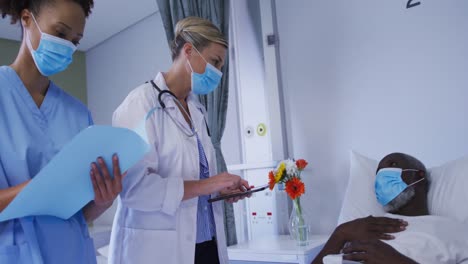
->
228, 235, 328, 264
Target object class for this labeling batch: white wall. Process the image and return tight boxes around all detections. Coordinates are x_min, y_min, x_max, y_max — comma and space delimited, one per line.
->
275, 0, 468, 234
86, 12, 172, 225
86, 12, 172, 125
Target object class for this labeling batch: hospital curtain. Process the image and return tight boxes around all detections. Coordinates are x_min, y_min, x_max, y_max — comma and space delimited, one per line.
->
156, 0, 237, 246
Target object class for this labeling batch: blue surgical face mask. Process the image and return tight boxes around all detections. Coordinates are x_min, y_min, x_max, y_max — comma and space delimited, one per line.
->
26, 14, 77, 76
375, 168, 425, 206
187, 46, 223, 95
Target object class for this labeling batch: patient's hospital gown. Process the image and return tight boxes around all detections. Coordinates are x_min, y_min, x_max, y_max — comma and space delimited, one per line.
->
0, 66, 96, 263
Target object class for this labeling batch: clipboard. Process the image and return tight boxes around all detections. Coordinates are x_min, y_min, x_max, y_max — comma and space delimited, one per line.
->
208, 184, 269, 203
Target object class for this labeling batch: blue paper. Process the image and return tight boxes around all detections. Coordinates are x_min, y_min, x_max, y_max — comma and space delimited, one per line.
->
0, 125, 150, 221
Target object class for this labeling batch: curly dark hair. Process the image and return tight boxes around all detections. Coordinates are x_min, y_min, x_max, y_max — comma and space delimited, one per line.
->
0, 0, 94, 24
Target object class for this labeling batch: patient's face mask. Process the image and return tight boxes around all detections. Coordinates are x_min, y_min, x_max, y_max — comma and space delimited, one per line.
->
375, 168, 425, 206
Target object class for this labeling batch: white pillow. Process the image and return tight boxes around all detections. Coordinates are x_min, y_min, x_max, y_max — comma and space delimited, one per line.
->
337, 151, 383, 225
428, 156, 468, 223
338, 151, 468, 225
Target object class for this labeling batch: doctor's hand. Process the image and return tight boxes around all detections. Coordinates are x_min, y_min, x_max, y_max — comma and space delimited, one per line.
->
219, 184, 254, 203
335, 216, 407, 242
342, 239, 418, 264
90, 154, 126, 208
206, 172, 250, 195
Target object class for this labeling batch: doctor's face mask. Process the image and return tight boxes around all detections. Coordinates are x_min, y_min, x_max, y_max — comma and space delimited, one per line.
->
187, 45, 223, 95
375, 168, 425, 208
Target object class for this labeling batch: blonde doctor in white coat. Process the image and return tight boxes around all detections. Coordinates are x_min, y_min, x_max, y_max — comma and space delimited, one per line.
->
108, 17, 251, 264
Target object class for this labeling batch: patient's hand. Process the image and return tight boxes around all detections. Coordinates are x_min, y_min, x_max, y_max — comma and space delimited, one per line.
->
310, 216, 409, 264
336, 216, 407, 242
342, 239, 418, 264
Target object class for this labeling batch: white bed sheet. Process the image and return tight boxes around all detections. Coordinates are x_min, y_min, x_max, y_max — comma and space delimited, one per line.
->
384, 213, 468, 264
326, 213, 468, 264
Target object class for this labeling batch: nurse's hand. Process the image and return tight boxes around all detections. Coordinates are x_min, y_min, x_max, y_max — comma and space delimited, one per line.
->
90, 154, 126, 208
84, 154, 126, 222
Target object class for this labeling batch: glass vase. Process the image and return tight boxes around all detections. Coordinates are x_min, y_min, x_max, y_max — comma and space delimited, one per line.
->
288, 197, 309, 246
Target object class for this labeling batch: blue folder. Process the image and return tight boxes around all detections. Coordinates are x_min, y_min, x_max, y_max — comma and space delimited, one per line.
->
0, 125, 150, 221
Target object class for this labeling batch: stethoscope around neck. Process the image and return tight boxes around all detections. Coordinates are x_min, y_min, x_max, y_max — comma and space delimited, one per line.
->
154, 84, 175, 109
145, 80, 211, 138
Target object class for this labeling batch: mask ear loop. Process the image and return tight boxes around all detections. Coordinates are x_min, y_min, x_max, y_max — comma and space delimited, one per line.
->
187, 58, 195, 73
402, 169, 419, 172
30, 13, 43, 35
25, 13, 41, 53
407, 177, 425, 187
403, 169, 426, 187
192, 45, 209, 64
24, 13, 45, 75
187, 43, 210, 73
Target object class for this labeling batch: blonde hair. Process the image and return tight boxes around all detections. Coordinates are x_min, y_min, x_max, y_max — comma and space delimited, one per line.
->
171, 16, 227, 61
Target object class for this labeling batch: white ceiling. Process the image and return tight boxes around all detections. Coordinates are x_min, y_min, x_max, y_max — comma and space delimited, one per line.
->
0, 0, 159, 51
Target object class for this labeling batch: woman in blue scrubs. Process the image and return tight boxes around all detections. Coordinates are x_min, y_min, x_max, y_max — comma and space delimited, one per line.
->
0, 0, 124, 263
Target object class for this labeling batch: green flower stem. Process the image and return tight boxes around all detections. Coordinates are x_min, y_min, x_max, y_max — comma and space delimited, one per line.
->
294, 197, 306, 242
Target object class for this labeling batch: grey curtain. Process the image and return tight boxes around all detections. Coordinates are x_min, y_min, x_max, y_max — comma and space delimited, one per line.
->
156, 0, 237, 246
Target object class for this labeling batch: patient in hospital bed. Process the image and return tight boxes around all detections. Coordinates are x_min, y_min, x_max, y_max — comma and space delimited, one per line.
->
311, 153, 468, 264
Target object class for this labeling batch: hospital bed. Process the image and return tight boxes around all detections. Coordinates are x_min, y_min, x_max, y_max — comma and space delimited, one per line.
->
91, 152, 468, 264
331, 151, 468, 264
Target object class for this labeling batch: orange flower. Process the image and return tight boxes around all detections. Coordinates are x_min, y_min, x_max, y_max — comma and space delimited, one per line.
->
296, 159, 308, 171
285, 177, 305, 200
268, 171, 276, 190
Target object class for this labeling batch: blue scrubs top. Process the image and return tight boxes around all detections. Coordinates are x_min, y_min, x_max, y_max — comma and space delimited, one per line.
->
0, 66, 96, 264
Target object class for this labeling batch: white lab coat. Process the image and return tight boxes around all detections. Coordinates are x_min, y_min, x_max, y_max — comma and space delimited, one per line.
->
108, 73, 228, 264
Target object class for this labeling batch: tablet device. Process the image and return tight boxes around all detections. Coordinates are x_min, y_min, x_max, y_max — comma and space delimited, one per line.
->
208, 184, 269, 203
